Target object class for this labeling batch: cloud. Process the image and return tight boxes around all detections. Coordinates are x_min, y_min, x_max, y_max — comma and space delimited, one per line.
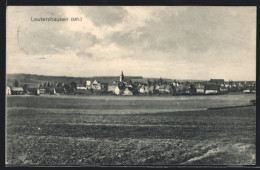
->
78, 6, 128, 27
6, 6, 256, 81
76, 51, 93, 58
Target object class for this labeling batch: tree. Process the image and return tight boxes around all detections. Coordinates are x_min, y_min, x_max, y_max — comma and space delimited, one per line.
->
147, 79, 152, 86
13, 80, 19, 87
152, 80, 157, 86
159, 77, 163, 84
70, 81, 77, 89
23, 84, 28, 90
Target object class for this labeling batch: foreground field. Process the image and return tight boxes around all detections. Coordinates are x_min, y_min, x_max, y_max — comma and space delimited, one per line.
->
6, 95, 256, 166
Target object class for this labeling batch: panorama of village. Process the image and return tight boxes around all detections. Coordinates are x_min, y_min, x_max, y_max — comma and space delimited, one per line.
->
6, 71, 257, 96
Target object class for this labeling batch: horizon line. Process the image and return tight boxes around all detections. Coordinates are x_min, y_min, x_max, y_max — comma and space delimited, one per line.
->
6, 73, 256, 82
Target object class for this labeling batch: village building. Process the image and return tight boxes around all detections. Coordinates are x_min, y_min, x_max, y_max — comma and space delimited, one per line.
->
113, 71, 134, 95
108, 85, 117, 93
219, 86, 228, 93
25, 88, 38, 95
165, 85, 173, 94
123, 87, 133, 96
184, 86, 191, 94
154, 85, 160, 92
242, 86, 254, 93
159, 85, 166, 93
149, 85, 154, 94
243, 88, 251, 93
54, 88, 65, 95
205, 84, 219, 94
37, 88, 46, 95
120, 71, 124, 83
6, 86, 11, 95
86, 80, 92, 89
144, 86, 149, 94
138, 85, 150, 94
77, 84, 87, 90
92, 80, 102, 90
114, 85, 125, 95
6, 86, 24, 95
194, 85, 205, 94
224, 82, 231, 88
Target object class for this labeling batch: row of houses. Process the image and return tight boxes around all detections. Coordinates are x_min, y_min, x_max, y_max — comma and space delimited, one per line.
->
6, 73, 256, 95
6, 83, 255, 96
6, 86, 67, 95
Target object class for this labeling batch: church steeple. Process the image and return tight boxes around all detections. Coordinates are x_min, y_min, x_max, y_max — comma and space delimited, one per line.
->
120, 71, 124, 82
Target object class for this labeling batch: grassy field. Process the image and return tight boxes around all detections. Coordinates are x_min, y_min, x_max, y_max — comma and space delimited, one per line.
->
6, 94, 256, 166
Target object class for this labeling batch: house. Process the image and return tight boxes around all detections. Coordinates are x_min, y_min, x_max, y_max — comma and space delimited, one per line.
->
54, 88, 65, 95
149, 85, 154, 94
123, 87, 133, 96
172, 81, 178, 87
224, 82, 231, 88
26, 88, 37, 95
205, 84, 219, 94
114, 85, 125, 95
108, 85, 117, 92
159, 85, 165, 93
139, 85, 149, 94
92, 80, 102, 90
86, 80, 92, 89
6, 86, 11, 95
139, 85, 145, 94
165, 85, 173, 94
77, 84, 87, 90
184, 86, 191, 94
194, 85, 205, 94
6, 87, 24, 95
219, 86, 228, 93
243, 87, 251, 93
144, 86, 149, 94
37, 88, 46, 95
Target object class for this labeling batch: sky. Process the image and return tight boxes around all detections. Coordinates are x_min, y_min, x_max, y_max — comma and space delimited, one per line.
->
6, 6, 256, 81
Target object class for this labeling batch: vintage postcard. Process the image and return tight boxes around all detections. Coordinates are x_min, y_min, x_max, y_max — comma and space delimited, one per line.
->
6, 6, 256, 166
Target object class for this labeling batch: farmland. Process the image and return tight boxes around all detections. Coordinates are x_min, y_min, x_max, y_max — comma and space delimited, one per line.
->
6, 94, 256, 166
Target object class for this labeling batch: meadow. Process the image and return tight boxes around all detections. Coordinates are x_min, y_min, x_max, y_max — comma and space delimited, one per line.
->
6, 94, 256, 166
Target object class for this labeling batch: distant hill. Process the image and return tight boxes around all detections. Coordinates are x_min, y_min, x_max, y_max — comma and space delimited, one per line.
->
6, 73, 143, 86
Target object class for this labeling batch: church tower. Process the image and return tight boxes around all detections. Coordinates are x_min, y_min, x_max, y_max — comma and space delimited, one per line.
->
120, 71, 124, 82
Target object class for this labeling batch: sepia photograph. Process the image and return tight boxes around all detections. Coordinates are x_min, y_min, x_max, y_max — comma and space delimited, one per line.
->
6, 6, 256, 166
